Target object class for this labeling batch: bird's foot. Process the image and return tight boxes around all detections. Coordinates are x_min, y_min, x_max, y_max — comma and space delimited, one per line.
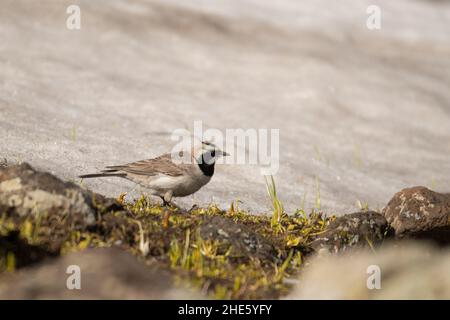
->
159, 196, 170, 207
159, 191, 174, 207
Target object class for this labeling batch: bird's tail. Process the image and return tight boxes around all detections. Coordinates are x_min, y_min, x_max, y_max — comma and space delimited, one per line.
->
79, 172, 126, 179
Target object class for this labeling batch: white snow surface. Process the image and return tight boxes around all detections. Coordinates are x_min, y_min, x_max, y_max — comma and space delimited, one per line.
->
1, 0, 450, 215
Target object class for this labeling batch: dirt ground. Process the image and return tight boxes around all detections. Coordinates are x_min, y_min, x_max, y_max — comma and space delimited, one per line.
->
1, 0, 450, 215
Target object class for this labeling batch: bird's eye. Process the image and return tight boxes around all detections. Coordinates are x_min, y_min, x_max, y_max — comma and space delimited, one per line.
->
211, 150, 215, 157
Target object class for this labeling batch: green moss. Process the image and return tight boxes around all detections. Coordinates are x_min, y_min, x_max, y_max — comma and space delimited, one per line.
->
0, 196, 333, 299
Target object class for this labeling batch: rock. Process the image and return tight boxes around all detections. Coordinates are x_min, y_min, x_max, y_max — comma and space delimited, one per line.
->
0, 248, 203, 299
199, 216, 278, 262
382, 186, 450, 244
0, 231, 60, 270
0, 163, 122, 226
0, 158, 7, 168
287, 242, 450, 299
311, 211, 392, 252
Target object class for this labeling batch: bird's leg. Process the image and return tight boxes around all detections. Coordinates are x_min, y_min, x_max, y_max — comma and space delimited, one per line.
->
159, 190, 173, 206
159, 196, 168, 206
163, 190, 173, 206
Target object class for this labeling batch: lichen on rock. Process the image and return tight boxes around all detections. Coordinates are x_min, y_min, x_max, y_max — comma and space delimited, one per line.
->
311, 211, 392, 252
382, 186, 450, 244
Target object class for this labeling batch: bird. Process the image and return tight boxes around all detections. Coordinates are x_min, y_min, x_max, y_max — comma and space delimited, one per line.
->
79, 141, 229, 205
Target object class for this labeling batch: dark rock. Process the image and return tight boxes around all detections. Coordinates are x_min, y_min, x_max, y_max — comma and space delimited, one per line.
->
382, 186, 450, 244
0, 248, 202, 299
199, 216, 278, 262
0, 158, 7, 168
0, 231, 59, 270
0, 163, 122, 226
311, 211, 392, 252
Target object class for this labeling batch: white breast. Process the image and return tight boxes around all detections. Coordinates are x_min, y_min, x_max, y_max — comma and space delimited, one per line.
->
147, 172, 211, 197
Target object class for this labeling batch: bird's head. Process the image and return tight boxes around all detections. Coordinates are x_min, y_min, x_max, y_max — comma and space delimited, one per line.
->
193, 140, 229, 165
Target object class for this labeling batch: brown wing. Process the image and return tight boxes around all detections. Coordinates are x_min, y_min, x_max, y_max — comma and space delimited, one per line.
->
104, 153, 188, 177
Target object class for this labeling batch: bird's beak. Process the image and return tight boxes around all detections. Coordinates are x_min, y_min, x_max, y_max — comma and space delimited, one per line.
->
219, 150, 230, 157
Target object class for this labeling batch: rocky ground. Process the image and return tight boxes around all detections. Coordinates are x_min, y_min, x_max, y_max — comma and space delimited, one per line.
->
0, 163, 448, 299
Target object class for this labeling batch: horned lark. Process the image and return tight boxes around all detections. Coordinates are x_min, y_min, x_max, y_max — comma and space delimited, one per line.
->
79, 141, 229, 205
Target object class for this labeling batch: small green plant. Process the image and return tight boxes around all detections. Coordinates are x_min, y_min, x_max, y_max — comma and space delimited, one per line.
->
168, 238, 182, 268
229, 199, 243, 216
314, 146, 330, 167
315, 176, 321, 210
431, 177, 437, 190
300, 191, 307, 214
6, 252, 15, 272
274, 250, 294, 282
71, 125, 77, 141
265, 175, 283, 229
314, 145, 323, 162
181, 229, 191, 269
356, 199, 369, 212
365, 235, 376, 254
135, 220, 149, 257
